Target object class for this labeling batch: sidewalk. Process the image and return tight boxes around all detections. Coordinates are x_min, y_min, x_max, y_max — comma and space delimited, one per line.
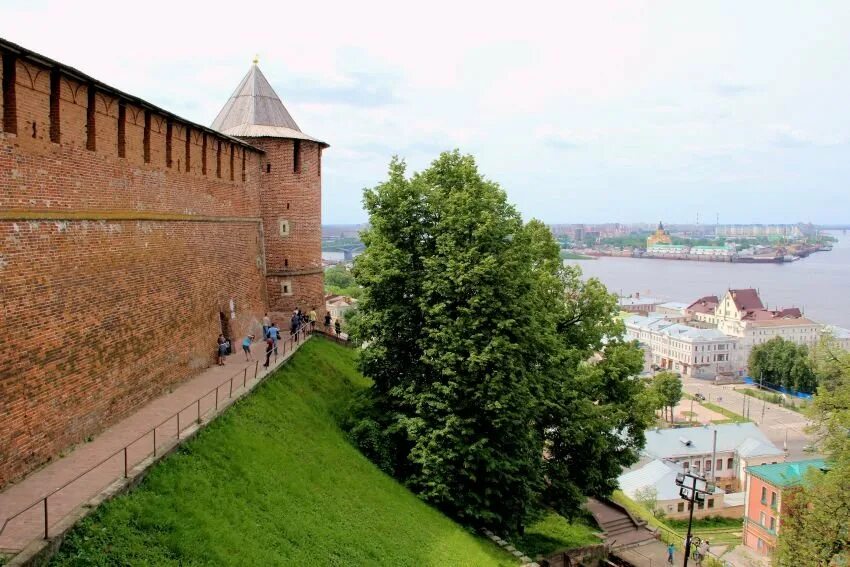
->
0, 332, 312, 555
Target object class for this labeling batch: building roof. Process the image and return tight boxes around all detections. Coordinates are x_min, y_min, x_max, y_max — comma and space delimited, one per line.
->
643, 423, 784, 460
686, 296, 719, 314
657, 302, 689, 311
211, 63, 328, 146
0, 36, 260, 153
618, 459, 723, 501
619, 296, 664, 307
746, 459, 829, 488
729, 289, 765, 312
625, 316, 732, 342
746, 317, 819, 328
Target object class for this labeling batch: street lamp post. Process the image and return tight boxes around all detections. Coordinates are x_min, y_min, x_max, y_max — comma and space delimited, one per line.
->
675, 471, 716, 567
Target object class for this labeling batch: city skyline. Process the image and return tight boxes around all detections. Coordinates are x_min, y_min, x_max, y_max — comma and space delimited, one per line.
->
2, 1, 850, 224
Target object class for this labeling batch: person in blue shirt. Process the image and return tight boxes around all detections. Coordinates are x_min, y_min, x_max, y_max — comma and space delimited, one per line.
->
667, 543, 675, 564
241, 335, 254, 361
267, 323, 280, 355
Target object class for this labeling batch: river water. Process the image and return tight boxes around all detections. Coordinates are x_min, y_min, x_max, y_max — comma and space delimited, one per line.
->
567, 230, 850, 329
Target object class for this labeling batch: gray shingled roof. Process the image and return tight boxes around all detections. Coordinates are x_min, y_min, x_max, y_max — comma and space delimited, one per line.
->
211, 64, 327, 146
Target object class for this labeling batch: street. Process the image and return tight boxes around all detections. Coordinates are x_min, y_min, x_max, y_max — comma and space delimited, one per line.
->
681, 378, 818, 460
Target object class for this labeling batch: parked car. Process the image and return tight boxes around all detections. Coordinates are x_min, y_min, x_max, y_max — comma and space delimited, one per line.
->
694, 393, 706, 402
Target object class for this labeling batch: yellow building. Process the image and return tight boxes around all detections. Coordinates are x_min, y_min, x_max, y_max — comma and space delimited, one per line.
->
647, 222, 673, 247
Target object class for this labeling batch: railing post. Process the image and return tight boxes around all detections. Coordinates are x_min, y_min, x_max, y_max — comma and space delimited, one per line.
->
243, 367, 247, 388
43, 497, 48, 539
177, 411, 181, 440
198, 398, 201, 422
229, 377, 233, 398
215, 387, 219, 410
124, 447, 128, 478
153, 427, 157, 457
254, 360, 259, 378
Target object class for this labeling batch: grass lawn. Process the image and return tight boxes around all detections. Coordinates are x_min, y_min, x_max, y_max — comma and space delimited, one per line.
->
513, 510, 600, 558
50, 338, 516, 567
737, 387, 807, 414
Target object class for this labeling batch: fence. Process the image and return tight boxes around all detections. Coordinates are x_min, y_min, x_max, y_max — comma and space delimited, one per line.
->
0, 325, 314, 551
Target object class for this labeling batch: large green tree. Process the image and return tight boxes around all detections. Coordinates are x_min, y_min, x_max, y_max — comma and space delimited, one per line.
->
350, 151, 653, 532
651, 371, 683, 423
749, 336, 817, 393
775, 346, 850, 565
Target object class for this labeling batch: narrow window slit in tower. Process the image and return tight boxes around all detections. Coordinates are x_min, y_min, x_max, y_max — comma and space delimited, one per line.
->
117, 101, 126, 157
266, 163, 271, 173
216, 141, 221, 178
143, 110, 151, 163
202, 134, 207, 175
293, 139, 301, 173
166, 121, 173, 168
2, 52, 18, 134
229, 144, 234, 181
185, 126, 191, 172
241, 149, 246, 182
49, 70, 60, 143
86, 86, 96, 151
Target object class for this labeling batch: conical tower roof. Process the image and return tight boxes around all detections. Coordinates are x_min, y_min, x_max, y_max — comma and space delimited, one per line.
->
211, 62, 327, 146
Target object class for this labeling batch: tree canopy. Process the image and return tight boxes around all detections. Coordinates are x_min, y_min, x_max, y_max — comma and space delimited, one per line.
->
348, 151, 654, 533
775, 343, 850, 565
748, 336, 817, 393
651, 371, 683, 423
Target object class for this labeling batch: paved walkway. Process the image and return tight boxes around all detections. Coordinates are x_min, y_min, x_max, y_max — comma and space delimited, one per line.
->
0, 332, 312, 554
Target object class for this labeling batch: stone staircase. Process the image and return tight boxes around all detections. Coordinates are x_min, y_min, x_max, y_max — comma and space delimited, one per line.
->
586, 498, 657, 550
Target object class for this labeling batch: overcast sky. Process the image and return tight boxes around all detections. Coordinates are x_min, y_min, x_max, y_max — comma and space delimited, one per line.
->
3, 1, 849, 225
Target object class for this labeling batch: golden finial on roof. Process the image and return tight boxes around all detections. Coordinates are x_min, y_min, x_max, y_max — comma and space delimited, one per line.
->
252, 54, 259, 65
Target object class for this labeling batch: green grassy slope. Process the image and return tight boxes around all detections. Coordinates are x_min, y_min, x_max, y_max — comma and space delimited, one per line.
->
51, 339, 515, 567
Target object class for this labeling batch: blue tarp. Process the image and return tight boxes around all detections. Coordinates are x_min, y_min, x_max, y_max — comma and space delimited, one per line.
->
743, 376, 814, 399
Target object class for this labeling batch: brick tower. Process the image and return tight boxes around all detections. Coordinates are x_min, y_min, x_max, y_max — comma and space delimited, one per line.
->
211, 60, 327, 322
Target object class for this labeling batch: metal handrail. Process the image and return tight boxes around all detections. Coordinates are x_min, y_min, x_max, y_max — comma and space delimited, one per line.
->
0, 326, 313, 545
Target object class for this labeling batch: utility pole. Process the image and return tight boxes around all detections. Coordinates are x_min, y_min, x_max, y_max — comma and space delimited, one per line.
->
711, 429, 718, 482
676, 472, 717, 567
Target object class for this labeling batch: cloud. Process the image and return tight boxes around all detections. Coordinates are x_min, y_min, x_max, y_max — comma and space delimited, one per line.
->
713, 82, 762, 97
769, 126, 846, 148
283, 71, 401, 108
536, 127, 587, 150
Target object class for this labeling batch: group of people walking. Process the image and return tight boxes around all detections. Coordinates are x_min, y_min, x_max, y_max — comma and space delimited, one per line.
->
215, 307, 343, 369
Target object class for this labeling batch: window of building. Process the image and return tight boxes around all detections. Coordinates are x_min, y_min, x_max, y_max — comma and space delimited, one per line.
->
707, 498, 714, 509
694, 460, 700, 472
697, 500, 704, 510
716, 459, 722, 471
677, 502, 684, 512
760, 512, 766, 526
758, 538, 764, 551
279, 219, 290, 237
117, 101, 126, 158
705, 460, 712, 471
86, 86, 97, 151
49, 70, 60, 143
728, 457, 734, 470
761, 487, 767, 504
771, 491, 777, 508
280, 280, 293, 297
769, 516, 776, 531
293, 139, 301, 173
682, 461, 689, 470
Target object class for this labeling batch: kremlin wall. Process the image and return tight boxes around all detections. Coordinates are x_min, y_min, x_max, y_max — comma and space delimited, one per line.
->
0, 37, 326, 488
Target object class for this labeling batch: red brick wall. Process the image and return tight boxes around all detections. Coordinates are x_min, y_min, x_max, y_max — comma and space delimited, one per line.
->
0, 46, 325, 488
0, 49, 279, 488
252, 138, 325, 322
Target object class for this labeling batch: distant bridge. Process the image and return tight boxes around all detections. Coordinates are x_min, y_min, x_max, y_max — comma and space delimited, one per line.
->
322, 243, 365, 261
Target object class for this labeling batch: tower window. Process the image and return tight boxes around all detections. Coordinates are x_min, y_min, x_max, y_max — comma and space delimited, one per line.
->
2, 53, 17, 134
279, 219, 290, 237
281, 280, 293, 296
49, 70, 60, 143
229, 145, 234, 181
202, 134, 207, 175
86, 86, 97, 151
293, 139, 301, 173
185, 126, 191, 172
266, 163, 271, 173
166, 121, 173, 168
143, 110, 151, 163
117, 101, 126, 157
216, 141, 222, 178
284, 259, 288, 267
241, 149, 246, 181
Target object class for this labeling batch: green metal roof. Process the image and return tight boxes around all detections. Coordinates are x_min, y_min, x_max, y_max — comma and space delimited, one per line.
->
746, 459, 829, 488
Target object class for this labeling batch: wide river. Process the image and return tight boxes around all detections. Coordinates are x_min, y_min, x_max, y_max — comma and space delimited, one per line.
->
567, 230, 850, 329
